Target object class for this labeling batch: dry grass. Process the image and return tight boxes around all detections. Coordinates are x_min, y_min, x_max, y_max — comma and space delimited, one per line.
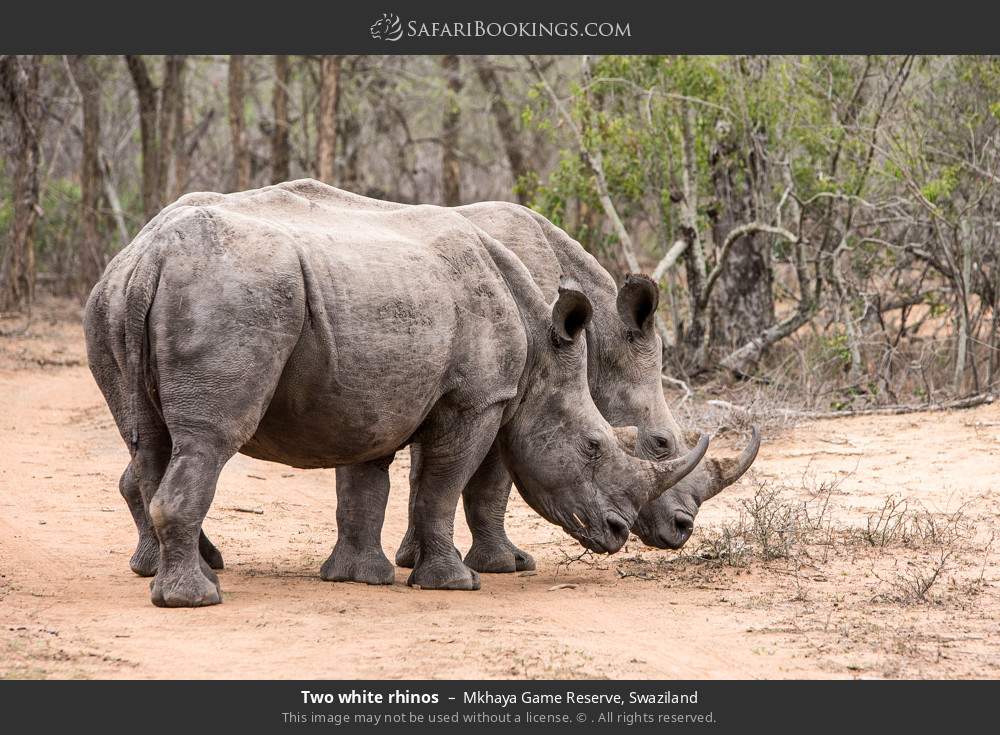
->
630, 472, 992, 613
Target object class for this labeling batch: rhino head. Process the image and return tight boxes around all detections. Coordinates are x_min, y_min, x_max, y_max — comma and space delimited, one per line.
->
633, 428, 760, 548
586, 273, 761, 550
498, 286, 709, 554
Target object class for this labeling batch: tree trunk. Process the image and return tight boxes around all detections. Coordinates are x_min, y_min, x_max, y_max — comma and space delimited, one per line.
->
67, 55, 105, 293
316, 55, 341, 184
954, 222, 974, 392
677, 101, 709, 370
125, 55, 162, 220
227, 55, 251, 191
157, 56, 183, 201
0, 55, 43, 313
170, 56, 189, 199
271, 55, 291, 183
473, 56, 528, 203
440, 55, 462, 206
708, 124, 774, 352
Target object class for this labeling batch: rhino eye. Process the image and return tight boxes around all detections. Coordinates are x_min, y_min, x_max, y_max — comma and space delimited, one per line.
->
646, 432, 675, 457
582, 435, 604, 458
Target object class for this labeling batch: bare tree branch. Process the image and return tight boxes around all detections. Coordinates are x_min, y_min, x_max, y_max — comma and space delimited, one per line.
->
700, 222, 800, 309
527, 55, 641, 274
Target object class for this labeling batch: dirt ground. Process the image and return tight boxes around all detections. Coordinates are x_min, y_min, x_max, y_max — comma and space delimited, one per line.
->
2, 298, 998, 679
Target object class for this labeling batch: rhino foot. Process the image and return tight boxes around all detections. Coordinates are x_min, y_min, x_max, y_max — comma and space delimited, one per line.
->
320, 542, 395, 585
130, 531, 224, 577
464, 540, 536, 574
150, 562, 222, 608
129, 533, 160, 577
394, 531, 418, 569
407, 554, 481, 591
395, 532, 462, 570
199, 531, 225, 570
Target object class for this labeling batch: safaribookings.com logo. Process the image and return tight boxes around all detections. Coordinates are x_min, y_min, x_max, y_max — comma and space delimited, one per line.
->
369, 13, 631, 41
370, 13, 404, 41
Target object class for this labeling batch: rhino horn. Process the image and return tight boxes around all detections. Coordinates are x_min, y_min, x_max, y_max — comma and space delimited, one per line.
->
643, 433, 709, 502
701, 426, 761, 501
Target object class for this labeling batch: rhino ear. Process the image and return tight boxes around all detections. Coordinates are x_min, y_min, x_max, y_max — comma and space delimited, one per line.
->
551, 287, 593, 344
617, 273, 659, 335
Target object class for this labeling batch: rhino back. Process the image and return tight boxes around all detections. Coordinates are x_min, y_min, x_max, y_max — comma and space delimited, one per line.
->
146, 196, 528, 468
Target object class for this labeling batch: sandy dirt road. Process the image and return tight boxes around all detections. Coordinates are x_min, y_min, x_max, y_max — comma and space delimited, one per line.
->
2, 302, 998, 679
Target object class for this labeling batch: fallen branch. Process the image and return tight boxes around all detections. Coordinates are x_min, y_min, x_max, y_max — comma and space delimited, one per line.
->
226, 505, 264, 515
708, 393, 995, 420
718, 306, 814, 374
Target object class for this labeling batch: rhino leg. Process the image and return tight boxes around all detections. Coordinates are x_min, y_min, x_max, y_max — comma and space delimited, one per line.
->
406, 408, 504, 591
198, 531, 225, 571
120, 438, 171, 577
395, 443, 461, 568
121, 459, 225, 577
393, 446, 421, 569
461, 445, 536, 574
321, 456, 396, 585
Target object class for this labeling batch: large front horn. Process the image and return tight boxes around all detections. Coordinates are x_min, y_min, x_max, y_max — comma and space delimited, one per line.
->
644, 433, 709, 502
701, 426, 761, 501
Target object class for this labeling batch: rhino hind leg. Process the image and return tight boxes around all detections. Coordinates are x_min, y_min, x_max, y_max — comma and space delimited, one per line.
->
122, 460, 225, 577
120, 450, 168, 577
198, 531, 225, 571
120, 467, 158, 577
321, 457, 396, 585
461, 446, 536, 574
394, 528, 418, 569
394, 444, 422, 568
148, 435, 230, 608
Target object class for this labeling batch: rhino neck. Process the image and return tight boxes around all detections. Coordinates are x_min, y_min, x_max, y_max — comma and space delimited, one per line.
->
518, 211, 622, 380
473, 228, 549, 425
456, 202, 623, 410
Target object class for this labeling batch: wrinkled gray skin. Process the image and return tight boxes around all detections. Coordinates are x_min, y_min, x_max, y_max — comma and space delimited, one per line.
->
84, 180, 708, 606
291, 191, 760, 577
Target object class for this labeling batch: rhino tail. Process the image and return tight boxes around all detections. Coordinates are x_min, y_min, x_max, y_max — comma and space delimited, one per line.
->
123, 247, 164, 454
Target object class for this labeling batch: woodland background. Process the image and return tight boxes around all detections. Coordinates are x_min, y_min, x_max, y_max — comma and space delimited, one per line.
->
2, 54, 999, 413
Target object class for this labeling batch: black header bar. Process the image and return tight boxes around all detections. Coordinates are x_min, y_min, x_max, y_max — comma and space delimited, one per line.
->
2, 1, 1000, 54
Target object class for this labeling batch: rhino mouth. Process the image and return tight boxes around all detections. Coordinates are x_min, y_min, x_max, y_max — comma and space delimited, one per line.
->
565, 509, 631, 554
508, 467, 631, 554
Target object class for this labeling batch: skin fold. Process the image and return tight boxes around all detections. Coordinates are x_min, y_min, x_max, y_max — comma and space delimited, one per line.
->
84, 179, 708, 606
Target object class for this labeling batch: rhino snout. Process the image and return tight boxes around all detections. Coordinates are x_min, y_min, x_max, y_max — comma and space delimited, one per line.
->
633, 499, 695, 550
565, 508, 632, 554
598, 511, 631, 553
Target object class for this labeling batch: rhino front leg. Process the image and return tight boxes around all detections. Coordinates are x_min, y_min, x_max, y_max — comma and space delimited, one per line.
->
406, 408, 504, 591
461, 445, 536, 573
396, 443, 461, 568
320, 456, 396, 585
